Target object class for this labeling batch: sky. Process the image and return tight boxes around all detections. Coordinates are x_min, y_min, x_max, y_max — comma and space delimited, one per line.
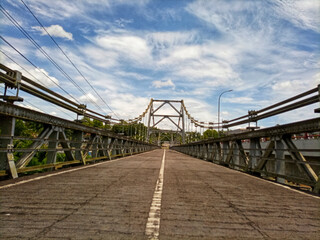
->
1, 0, 319, 130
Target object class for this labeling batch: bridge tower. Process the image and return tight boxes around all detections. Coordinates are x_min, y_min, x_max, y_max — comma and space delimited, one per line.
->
147, 99, 185, 145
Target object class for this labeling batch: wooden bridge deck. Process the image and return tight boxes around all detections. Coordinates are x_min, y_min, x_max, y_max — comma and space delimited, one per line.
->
0, 149, 319, 239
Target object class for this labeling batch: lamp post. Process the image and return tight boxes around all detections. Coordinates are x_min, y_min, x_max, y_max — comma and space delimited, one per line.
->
218, 89, 233, 135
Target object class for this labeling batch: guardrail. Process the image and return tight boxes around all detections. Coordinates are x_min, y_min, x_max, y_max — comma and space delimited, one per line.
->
172, 86, 320, 194
0, 64, 158, 178
0, 101, 158, 178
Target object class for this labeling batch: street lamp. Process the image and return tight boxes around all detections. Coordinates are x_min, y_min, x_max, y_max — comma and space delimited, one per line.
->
218, 89, 233, 135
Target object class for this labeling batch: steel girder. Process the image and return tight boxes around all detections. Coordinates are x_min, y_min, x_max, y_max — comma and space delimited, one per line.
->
0, 101, 158, 178
172, 118, 320, 194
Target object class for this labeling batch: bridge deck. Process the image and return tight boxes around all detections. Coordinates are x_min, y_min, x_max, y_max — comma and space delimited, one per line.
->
0, 149, 319, 239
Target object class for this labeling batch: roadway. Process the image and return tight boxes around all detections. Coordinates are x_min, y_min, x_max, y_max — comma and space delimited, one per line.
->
0, 149, 319, 239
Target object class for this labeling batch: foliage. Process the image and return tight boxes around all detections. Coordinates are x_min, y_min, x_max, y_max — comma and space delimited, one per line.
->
80, 117, 111, 130
13, 119, 47, 165
203, 129, 219, 139
186, 131, 201, 142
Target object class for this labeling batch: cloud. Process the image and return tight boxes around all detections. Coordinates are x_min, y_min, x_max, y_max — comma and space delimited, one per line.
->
14, 0, 150, 23
224, 97, 254, 104
3, 0, 319, 127
16, 102, 44, 113
26, 68, 60, 87
79, 93, 98, 104
95, 32, 152, 66
32, 25, 73, 40
272, 0, 320, 33
147, 31, 198, 49
152, 79, 175, 89
114, 18, 133, 28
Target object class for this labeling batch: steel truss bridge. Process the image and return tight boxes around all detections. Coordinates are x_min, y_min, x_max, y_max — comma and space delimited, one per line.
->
0, 64, 320, 193
0, 64, 320, 239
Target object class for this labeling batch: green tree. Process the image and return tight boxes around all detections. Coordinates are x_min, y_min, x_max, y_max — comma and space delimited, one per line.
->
203, 129, 219, 139
92, 119, 103, 128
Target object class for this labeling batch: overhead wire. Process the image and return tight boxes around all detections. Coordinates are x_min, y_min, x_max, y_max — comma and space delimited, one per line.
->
0, 5, 107, 115
19, 0, 120, 120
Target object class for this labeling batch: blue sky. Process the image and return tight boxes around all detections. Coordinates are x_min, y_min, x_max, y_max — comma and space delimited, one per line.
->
1, 0, 319, 129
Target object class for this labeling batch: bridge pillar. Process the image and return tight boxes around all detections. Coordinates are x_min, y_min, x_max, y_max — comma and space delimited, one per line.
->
203, 143, 209, 161
108, 138, 115, 160
233, 141, 240, 170
213, 142, 221, 163
72, 131, 85, 164
207, 143, 213, 162
249, 138, 261, 170
275, 137, 286, 184
0, 116, 18, 178
46, 130, 59, 164
222, 141, 229, 165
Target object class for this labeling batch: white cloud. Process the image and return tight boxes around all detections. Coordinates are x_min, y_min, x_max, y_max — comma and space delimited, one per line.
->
185, 0, 258, 33
225, 97, 254, 104
16, 103, 44, 113
3, 0, 319, 127
79, 93, 98, 104
183, 97, 216, 122
115, 71, 150, 81
273, 0, 320, 33
80, 46, 119, 68
115, 18, 133, 28
152, 79, 175, 89
147, 31, 198, 49
32, 25, 73, 40
27, 68, 60, 87
16, 0, 149, 25
95, 32, 152, 65
104, 93, 150, 119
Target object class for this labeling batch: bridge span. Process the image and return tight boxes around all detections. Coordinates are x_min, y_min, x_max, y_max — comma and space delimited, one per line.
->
1, 149, 319, 240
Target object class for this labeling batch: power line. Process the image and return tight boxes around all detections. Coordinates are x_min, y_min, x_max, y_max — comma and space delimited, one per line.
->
0, 5, 106, 115
19, 0, 120, 120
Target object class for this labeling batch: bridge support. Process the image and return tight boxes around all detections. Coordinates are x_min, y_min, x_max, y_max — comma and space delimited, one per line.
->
275, 137, 286, 184
0, 116, 18, 178
147, 99, 185, 145
0, 101, 158, 178
172, 118, 320, 194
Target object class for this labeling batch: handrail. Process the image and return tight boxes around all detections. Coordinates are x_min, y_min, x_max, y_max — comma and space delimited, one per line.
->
224, 86, 319, 128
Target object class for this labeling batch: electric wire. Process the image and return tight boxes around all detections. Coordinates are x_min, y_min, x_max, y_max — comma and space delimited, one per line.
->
20, 0, 120, 120
0, 5, 106, 114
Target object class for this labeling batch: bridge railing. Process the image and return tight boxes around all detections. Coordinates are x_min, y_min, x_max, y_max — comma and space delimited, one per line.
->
0, 101, 158, 178
172, 85, 320, 194
0, 63, 158, 179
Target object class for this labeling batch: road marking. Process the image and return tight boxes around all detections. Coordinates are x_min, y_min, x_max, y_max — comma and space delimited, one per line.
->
145, 149, 166, 240
0, 150, 156, 190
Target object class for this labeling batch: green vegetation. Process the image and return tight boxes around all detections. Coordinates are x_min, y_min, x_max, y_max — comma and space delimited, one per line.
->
203, 129, 219, 139
9, 118, 222, 169
13, 119, 47, 166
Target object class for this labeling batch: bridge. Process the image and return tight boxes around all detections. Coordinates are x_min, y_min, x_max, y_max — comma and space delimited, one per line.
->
0, 64, 320, 239
1, 149, 319, 239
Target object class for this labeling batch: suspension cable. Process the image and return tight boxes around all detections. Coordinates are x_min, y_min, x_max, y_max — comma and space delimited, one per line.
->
19, 0, 120, 120
0, 5, 107, 114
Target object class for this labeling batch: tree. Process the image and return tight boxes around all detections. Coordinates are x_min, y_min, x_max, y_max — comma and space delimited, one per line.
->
203, 129, 219, 139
